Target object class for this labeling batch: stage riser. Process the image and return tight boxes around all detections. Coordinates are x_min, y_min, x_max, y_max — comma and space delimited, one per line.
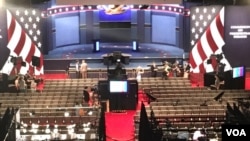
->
44, 57, 184, 72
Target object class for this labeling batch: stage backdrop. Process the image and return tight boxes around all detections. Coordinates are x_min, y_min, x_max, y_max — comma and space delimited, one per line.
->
0, 8, 44, 75
189, 5, 250, 75
224, 6, 250, 68
55, 15, 80, 47
49, 6, 183, 50
152, 14, 177, 45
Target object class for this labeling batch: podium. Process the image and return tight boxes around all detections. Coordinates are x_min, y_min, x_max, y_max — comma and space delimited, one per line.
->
102, 52, 131, 65
98, 80, 138, 111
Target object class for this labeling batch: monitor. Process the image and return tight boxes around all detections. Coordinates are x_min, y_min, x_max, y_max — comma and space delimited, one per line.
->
232, 66, 245, 78
109, 80, 128, 93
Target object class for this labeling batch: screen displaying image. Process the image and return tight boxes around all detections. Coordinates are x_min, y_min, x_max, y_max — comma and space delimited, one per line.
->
232, 66, 245, 78
99, 5, 131, 22
109, 81, 128, 93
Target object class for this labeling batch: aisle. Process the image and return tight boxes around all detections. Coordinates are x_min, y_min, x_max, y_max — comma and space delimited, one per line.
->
105, 110, 136, 141
104, 89, 148, 141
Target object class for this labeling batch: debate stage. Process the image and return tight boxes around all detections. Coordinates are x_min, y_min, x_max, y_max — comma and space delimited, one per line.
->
43, 43, 186, 73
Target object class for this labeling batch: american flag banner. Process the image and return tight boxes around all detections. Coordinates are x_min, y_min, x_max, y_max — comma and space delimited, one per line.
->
189, 6, 231, 73
1, 8, 44, 75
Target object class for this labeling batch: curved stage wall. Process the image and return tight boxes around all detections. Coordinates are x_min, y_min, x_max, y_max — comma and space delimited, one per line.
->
47, 5, 184, 52
46, 4, 250, 69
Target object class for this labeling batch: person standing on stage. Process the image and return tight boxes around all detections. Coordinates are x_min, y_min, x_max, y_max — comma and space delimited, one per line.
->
15, 76, 20, 94
172, 63, 181, 77
19, 76, 27, 93
183, 62, 190, 78
172, 60, 181, 77
80, 60, 88, 79
162, 63, 171, 79
75, 60, 80, 78
150, 62, 157, 77
136, 66, 144, 82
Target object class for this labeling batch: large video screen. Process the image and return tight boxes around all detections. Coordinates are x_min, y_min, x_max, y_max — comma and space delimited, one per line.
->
99, 5, 131, 22
99, 5, 131, 42
224, 6, 250, 67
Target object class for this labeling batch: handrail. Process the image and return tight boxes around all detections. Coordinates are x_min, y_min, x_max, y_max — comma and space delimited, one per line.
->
20, 106, 100, 110
2, 108, 17, 141
3, 115, 15, 141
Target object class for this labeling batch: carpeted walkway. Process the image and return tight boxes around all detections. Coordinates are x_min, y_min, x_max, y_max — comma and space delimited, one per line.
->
104, 89, 148, 141
105, 111, 136, 141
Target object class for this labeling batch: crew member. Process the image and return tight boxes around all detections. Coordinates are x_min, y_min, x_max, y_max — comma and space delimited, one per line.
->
75, 60, 80, 78
150, 62, 157, 77
136, 66, 144, 82
193, 128, 206, 141
80, 60, 88, 79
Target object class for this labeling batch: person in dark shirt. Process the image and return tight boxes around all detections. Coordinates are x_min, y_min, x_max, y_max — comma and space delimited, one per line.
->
83, 86, 90, 104
114, 60, 124, 76
150, 62, 157, 77
75, 60, 80, 78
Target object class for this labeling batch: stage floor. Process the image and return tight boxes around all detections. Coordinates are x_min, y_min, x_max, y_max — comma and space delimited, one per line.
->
44, 43, 187, 70
44, 43, 186, 60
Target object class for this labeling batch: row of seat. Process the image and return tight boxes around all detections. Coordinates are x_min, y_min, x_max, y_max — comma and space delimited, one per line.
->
0, 77, 103, 141
134, 76, 249, 141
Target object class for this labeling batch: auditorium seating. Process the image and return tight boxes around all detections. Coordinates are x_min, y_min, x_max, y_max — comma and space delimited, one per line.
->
134, 77, 250, 141
0, 78, 101, 140
1, 72, 249, 140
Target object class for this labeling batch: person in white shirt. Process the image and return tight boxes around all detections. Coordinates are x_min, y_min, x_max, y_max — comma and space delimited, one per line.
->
193, 128, 205, 141
18, 76, 27, 93
15, 76, 20, 93
80, 60, 88, 79
162, 63, 171, 79
136, 66, 144, 82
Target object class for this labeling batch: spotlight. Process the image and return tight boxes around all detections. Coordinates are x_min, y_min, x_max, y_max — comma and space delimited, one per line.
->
93, 39, 100, 52
207, 59, 212, 64
10, 56, 17, 65
216, 53, 223, 62
132, 40, 139, 51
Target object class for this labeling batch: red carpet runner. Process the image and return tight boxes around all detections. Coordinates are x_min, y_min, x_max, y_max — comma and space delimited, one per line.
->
105, 111, 136, 141
104, 90, 148, 141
